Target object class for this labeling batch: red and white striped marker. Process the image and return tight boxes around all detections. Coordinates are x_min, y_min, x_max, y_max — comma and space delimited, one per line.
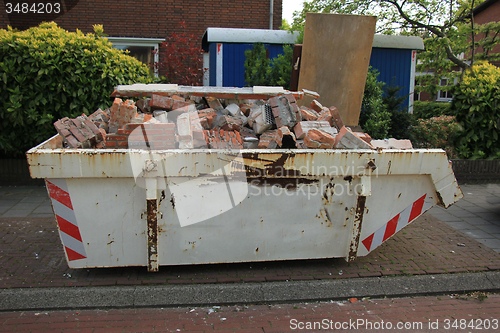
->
46, 179, 87, 261
362, 194, 433, 252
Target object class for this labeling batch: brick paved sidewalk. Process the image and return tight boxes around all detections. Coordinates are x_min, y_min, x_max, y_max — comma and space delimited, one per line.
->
1, 213, 500, 289
1, 293, 499, 332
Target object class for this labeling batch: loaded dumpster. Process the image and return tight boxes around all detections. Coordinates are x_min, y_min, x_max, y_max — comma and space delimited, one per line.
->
26, 85, 463, 272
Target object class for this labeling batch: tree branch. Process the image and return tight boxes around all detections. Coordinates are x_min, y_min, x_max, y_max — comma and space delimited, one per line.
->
384, 0, 471, 70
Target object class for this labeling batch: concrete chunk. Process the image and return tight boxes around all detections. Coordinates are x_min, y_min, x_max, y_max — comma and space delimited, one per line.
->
371, 138, 413, 149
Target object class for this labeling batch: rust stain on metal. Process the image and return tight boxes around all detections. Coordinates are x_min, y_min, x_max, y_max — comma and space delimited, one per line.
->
265, 153, 300, 176
170, 193, 175, 209
247, 177, 318, 190
318, 207, 333, 227
435, 191, 445, 207
147, 198, 159, 272
347, 195, 366, 262
366, 159, 377, 171
322, 182, 335, 204
242, 152, 302, 177
344, 176, 353, 183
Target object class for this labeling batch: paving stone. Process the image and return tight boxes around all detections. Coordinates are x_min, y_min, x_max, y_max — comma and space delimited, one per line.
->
428, 212, 463, 222
19, 196, 48, 203
31, 206, 54, 214
28, 213, 55, 218
448, 209, 479, 218
444, 221, 477, 230
1, 210, 31, 218
465, 216, 495, 225
10, 202, 43, 211
0, 194, 28, 201
462, 229, 497, 239
476, 224, 500, 233
476, 238, 500, 249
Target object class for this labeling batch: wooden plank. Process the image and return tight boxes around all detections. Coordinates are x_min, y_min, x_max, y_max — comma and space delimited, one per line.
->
297, 13, 376, 126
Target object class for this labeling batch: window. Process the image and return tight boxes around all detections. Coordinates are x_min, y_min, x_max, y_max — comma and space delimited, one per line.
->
437, 78, 456, 102
107, 37, 164, 76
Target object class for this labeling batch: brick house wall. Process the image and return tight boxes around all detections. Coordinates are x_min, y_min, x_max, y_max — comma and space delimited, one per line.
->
473, 0, 500, 66
1, 1, 282, 37
1, 1, 282, 84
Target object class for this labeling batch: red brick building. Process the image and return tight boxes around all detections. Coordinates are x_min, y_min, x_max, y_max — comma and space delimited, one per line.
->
473, 0, 500, 66
1, 0, 282, 75
417, 0, 500, 102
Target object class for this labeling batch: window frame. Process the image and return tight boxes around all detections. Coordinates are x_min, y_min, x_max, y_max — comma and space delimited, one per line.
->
436, 77, 457, 102
107, 37, 165, 76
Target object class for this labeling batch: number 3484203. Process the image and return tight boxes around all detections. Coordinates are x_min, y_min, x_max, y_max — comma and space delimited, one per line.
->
443, 319, 499, 330
5, 3, 61, 14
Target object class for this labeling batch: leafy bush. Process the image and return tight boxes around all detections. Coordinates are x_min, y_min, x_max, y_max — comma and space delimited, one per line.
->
413, 101, 452, 119
413, 116, 461, 158
0, 22, 152, 157
452, 61, 500, 159
359, 67, 391, 139
382, 81, 414, 140
244, 43, 293, 90
153, 21, 205, 86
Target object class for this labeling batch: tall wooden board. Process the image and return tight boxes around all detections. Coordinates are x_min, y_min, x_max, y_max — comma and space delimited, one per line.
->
298, 13, 376, 126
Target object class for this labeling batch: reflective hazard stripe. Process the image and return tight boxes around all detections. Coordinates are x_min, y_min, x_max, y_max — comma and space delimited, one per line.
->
46, 179, 87, 261
362, 194, 433, 252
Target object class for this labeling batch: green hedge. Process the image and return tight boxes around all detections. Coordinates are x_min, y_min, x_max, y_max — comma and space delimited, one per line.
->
452, 61, 500, 159
244, 43, 293, 90
0, 22, 152, 157
412, 101, 452, 119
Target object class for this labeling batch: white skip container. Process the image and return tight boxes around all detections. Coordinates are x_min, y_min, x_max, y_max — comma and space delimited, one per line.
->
27, 134, 463, 271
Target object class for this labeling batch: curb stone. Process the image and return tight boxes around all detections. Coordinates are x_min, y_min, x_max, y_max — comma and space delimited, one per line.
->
2, 271, 500, 311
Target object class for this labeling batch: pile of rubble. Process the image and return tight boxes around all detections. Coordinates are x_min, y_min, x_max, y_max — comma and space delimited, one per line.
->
53, 87, 412, 151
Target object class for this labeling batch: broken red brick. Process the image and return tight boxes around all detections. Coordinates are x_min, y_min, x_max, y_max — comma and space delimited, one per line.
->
206, 97, 224, 112
172, 99, 193, 110
240, 104, 252, 117
136, 98, 151, 113
300, 106, 319, 121
150, 94, 173, 110
258, 130, 278, 149
310, 100, 324, 113
293, 121, 336, 140
198, 108, 218, 128
354, 132, 372, 144
277, 126, 297, 147
335, 126, 374, 149
304, 128, 335, 149
217, 115, 243, 132
329, 106, 343, 130
54, 115, 104, 148
317, 110, 333, 127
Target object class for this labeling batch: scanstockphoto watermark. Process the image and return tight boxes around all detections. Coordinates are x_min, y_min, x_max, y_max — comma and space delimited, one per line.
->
290, 318, 500, 330
245, 159, 379, 179
248, 177, 367, 199
290, 318, 424, 330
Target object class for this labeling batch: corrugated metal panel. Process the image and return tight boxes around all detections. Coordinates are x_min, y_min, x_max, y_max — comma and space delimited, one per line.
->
222, 43, 254, 87
220, 43, 287, 87
369, 48, 412, 110
209, 43, 217, 87
268, 44, 284, 60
